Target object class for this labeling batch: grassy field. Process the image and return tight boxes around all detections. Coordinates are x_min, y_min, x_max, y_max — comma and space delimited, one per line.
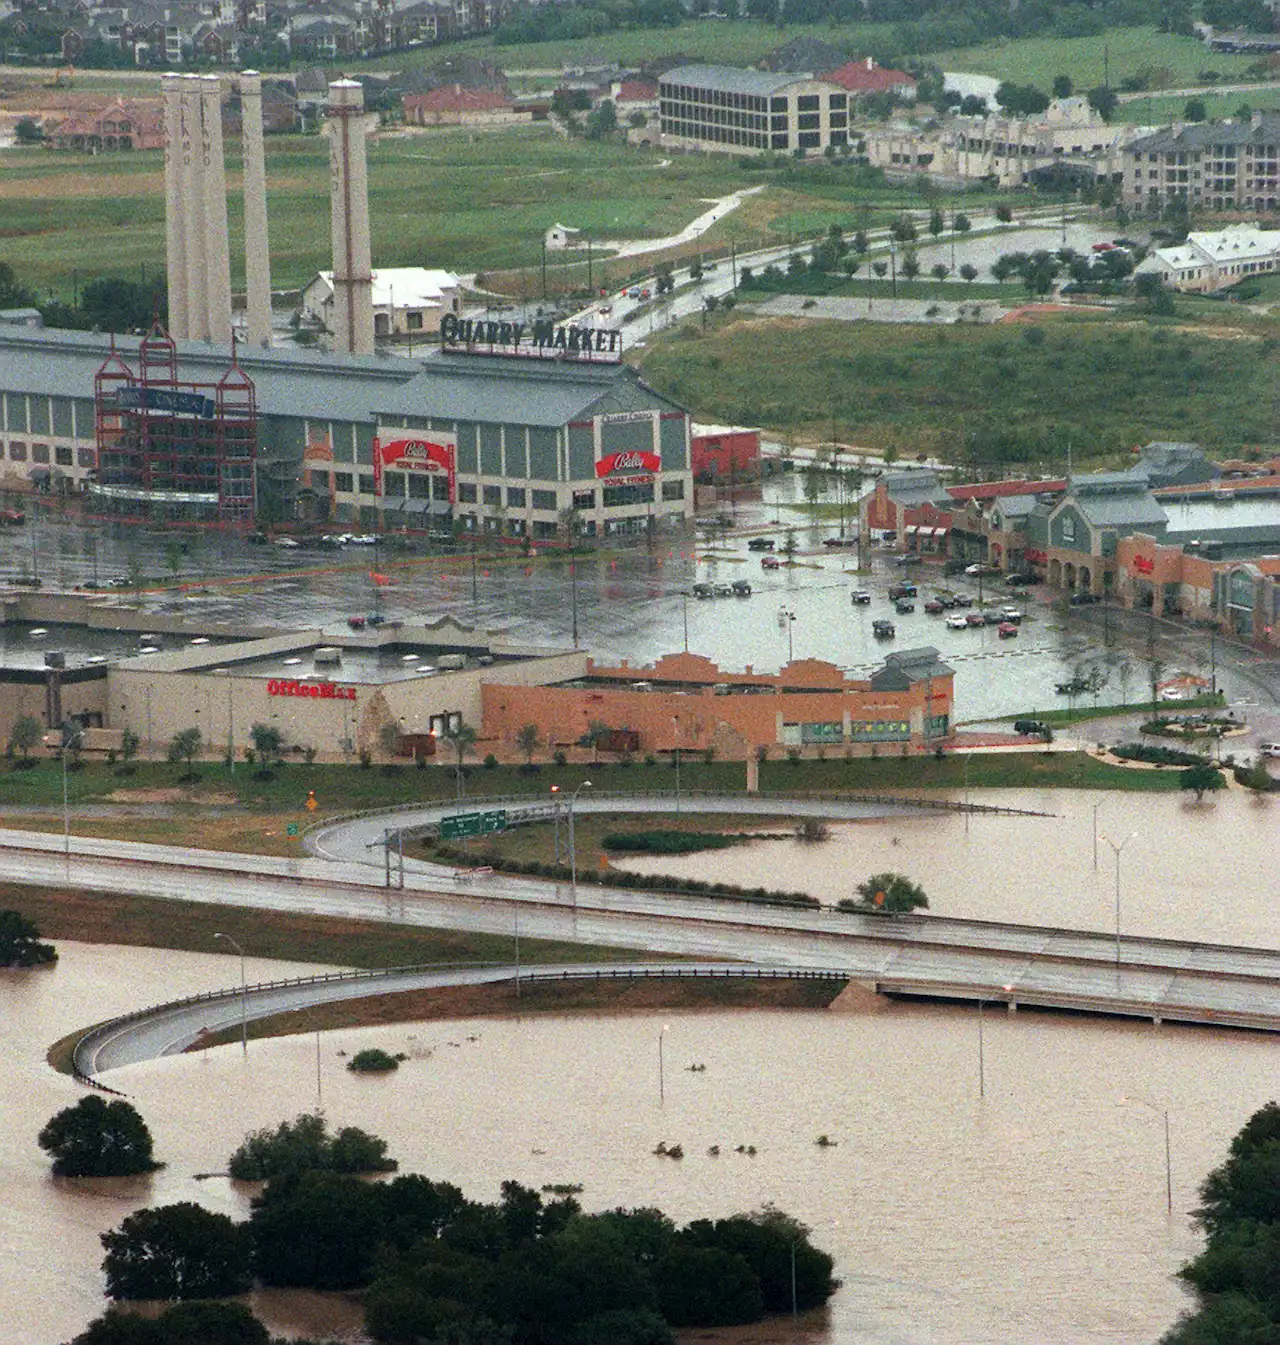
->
637, 308, 1280, 457
740, 270, 1012, 301
354, 19, 900, 76
1117, 89, 1280, 123
931, 27, 1260, 91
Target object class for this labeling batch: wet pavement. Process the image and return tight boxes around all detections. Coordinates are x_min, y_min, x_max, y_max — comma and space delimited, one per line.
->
3, 483, 1277, 735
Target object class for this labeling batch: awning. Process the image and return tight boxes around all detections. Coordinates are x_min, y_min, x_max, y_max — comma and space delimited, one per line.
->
905, 524, 919, 535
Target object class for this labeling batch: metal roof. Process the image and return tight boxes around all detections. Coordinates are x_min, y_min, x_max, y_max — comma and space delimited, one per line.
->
660, 64, 830, 97
0, 329, 681, 430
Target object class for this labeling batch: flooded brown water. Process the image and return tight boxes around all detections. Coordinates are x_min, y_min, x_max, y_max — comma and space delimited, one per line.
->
617, 789, 1280, 946
5, 937, 1279, 1345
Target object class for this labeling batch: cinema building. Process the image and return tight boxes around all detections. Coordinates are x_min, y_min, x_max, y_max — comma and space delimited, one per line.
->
0, 322, 693, 538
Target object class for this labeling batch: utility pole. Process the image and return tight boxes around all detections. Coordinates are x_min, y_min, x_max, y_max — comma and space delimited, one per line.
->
541, 235, 547, 302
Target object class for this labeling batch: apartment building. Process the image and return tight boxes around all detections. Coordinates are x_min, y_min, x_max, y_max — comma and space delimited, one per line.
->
658, 64, 850, 156
1122, 112, 1280, 211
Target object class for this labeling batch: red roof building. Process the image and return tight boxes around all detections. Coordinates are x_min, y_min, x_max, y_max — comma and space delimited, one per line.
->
614, 79, 658, 104
946, 478, 1066, 503
47, 98, 164, 152
403, 85, 523, 127
820, 58, 916, 98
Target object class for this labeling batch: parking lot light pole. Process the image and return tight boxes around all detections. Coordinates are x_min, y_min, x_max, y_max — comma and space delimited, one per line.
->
1121, 1095, 1173, 1214
568, 779, 592, 905
213, 932, 248, 1056
1100, 833, 1136, 969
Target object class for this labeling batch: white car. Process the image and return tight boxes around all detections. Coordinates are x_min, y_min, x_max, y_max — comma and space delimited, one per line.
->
964, 563, 989, 576
1260, 742, 1280, 759
346, 534, 379, 546
945, 613, 970, 629
273, 536, 300, 549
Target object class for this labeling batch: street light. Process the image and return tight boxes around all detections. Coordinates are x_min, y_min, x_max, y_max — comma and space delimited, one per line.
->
672, 716, 682, 815
679, 590, 690, 653
1100, 832, 1137, 969
1120, 1095, 1173, 1214
568, 779, 592, 904
658, 1023, 668, 1105
213, 932, 248, 1056
780, 607, 796, 663
59, 721, 82, 873
977, 984, 1013, 1099
550, 784, 564, 863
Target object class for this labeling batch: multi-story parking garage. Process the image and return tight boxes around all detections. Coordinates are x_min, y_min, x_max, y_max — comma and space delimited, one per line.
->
0, 324, 693, 539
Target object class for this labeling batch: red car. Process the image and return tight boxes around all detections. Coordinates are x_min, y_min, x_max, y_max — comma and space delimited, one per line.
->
761, 555, 781, 570
997, 621, 1019, 638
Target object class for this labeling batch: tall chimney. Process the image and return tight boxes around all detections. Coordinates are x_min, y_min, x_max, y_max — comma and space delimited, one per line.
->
199, 75, 233, 346
327, 78, 374, 357
239, 70, 273, 348
161, 73, 189, 340
177, 75, 208, 339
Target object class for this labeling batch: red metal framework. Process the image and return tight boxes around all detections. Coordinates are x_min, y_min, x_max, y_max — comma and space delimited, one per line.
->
91, 324, 258, 523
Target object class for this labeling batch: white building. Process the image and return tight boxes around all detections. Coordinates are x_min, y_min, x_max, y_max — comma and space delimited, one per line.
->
1137, 222, 1280, 292
301, 267, 462, 340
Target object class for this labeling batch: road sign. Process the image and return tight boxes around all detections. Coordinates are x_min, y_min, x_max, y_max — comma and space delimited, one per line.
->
305, 790, 317, 812
286, 822, 300, 838
440, 810, 507, 840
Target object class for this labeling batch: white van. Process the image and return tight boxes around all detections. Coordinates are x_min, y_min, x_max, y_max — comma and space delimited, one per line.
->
1260, 743, 1280, 759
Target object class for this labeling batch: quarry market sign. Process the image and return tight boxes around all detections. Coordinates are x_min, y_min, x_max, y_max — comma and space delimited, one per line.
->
373, 435, 457, 500
439, 313, 622, 361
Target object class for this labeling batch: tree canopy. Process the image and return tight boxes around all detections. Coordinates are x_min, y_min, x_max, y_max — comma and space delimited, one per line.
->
38, 1096, 160, 1177
1180, 763, 1225, 802
101, 1203, 253, 1301
70, 1300, 272, 1345
841, 872, 929, 915
227, 1111, 397, 1181
0, 909, 57, 966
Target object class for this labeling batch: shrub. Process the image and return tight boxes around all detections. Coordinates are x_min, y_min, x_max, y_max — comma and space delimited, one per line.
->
228, 1112, 396, 1180
483, 753, 498, 769
554, 749, 568, 766
347, 1048, 401, 1074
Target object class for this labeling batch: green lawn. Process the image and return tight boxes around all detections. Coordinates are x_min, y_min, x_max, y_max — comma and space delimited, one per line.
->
931, 27, 1259, 92
637, 309, 1280, 457
740, 270, 1012, 301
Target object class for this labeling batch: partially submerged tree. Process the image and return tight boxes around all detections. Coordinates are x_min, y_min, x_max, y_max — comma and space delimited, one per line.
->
101, 1202, 252, 1301
0, 909, 57, 966
38, 1096, 160, 1177
839, 872, 929, 915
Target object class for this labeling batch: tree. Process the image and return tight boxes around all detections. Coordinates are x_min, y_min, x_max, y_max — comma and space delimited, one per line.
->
1180, 763, 1225, 802
583, 719, 611, 763
248, 722, 281, 766
995, 204, 1014, 224
960, 263, 979, 284
229, 1112, 396, 1181
655, 1244, 763, 1326
781, 528, 797, 560
890, 213, 917, 243
379, 721, 401, 762
901, 251, 921, 281
990, 254, 1020, 283
443, 721, 478, 778
844, 872, 928, 914
38, 1096, 160, 1177
953, 213, 971, 234
119, 727, 140, 767
931, 263, 949, 281
1052, 74, 1074, 100
0, 909, 57, 966
80, 277, 165, 334
515, 723, 542, 767
101, 1203, 253, 1301
852, 229, 868, 254
14, 116, 43, 145
872, 261, 888, 281
8, 714, 42, 762
167, 727, 202, 774
928, 207, 945, 237
1184, 97, 1208, 122
586, 98, 617, 140
996, 81, 1050, 115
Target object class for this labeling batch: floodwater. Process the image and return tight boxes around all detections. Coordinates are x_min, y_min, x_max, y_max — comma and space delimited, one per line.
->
616, 788, 1280, 948
4, 940, 1279, 1345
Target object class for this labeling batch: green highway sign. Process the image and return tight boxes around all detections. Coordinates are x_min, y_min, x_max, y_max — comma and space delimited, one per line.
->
285, 822, 300, 838
440, 810, 508, 840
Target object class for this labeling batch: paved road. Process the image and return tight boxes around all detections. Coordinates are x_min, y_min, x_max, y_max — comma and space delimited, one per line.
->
5, 798, 1280, 1053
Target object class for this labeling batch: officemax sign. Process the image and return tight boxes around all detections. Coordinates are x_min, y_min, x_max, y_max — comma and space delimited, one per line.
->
268, 679, 357, 701
440, 313, 622, 360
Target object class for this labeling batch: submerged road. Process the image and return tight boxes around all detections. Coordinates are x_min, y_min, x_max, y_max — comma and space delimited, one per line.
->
4, 791, 1280, 1053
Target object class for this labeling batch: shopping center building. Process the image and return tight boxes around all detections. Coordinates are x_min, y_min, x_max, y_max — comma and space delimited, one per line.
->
0, 323, 693, 539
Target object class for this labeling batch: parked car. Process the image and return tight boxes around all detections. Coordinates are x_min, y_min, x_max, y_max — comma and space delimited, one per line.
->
692, 582, 715, 598
823, 536, 854, 547
1006, 573, 1037, 587
346, 534, 379, 547
850, 589, 872, 605
347, 616, 366, 630
999, 607, 1024, 624
1069, 592, 1102, 605
872, 619, 896, 638
950, 593, 974, 608
761, 556, 781, 570
713, 583, 734, 598
1014, 719, 1049, 736
982, 610, 1004, 625
895, 553, 921, 566
888, 582, 918, 600
1056, 677, 1090, 695
731, 579, 752, 597
0, 506, 25, 525
923, 599, 945, 614
747, 537, 776, 551
1260, 742, 1280, 758
945, 613, 970, 630
273, 536, 300, 549
997, 621, 1019, 638
966, 612, 987, 628
895, 599, 916, 614
964, 563, 991, 576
